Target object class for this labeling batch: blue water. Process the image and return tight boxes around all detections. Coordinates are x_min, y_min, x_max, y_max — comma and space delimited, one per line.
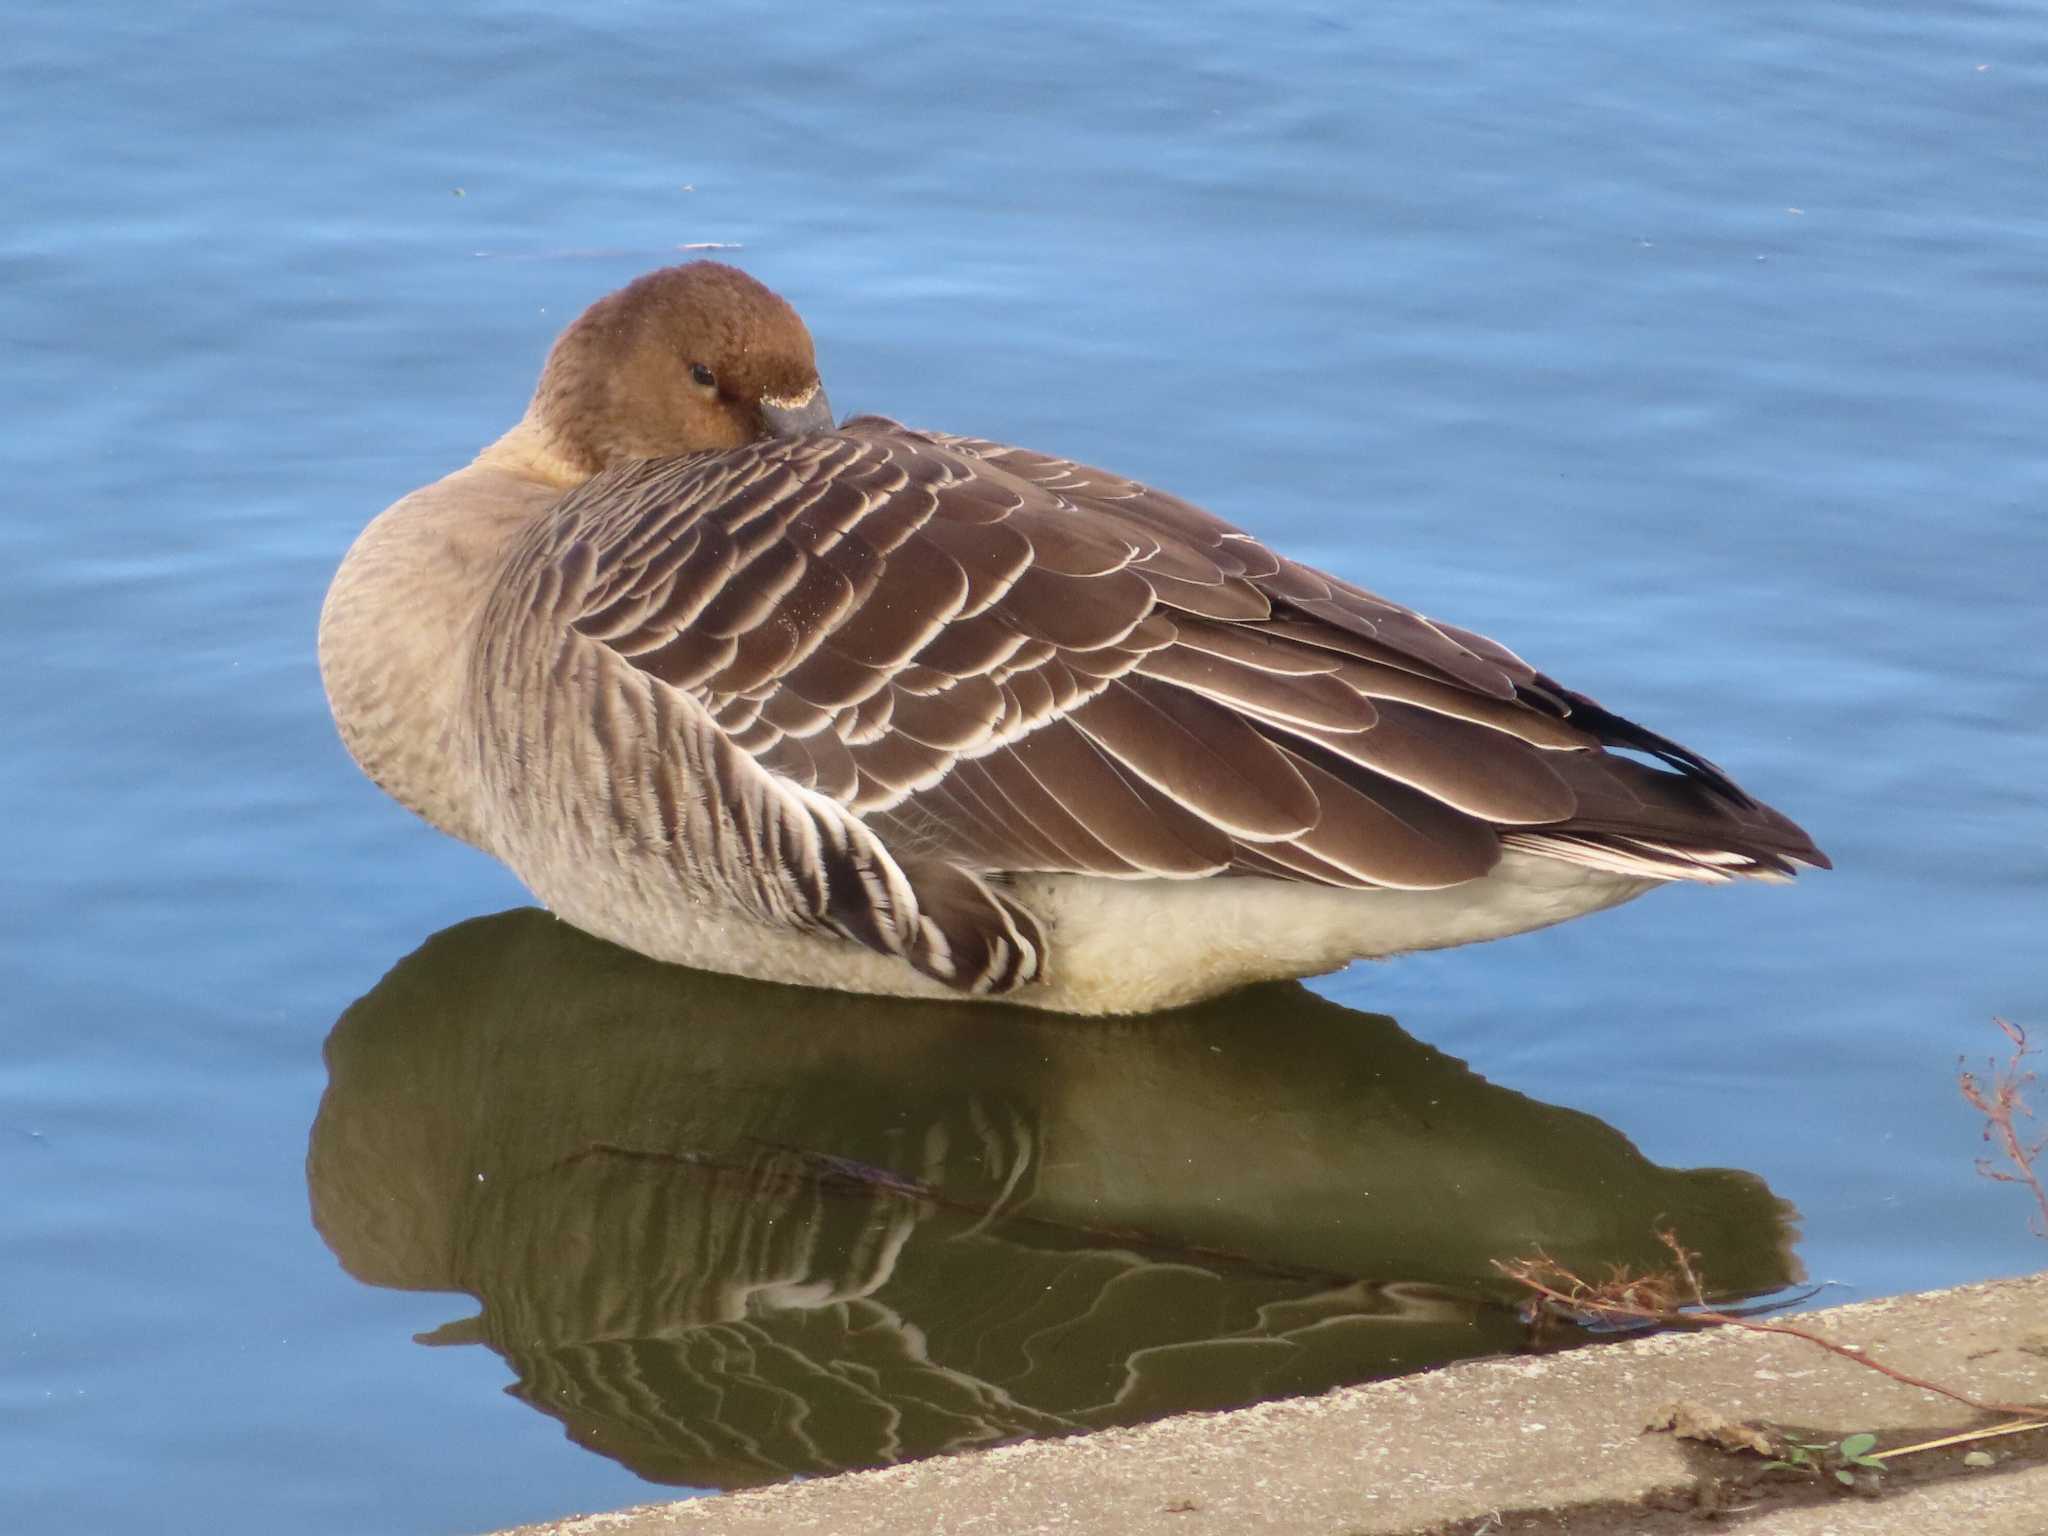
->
5, 1, 2045, 1531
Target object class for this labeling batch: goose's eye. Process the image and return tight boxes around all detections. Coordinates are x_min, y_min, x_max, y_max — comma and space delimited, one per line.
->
690, 363, 716, 390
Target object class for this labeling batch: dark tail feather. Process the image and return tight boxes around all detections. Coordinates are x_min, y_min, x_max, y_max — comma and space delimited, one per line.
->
1515, 746, 1830, 879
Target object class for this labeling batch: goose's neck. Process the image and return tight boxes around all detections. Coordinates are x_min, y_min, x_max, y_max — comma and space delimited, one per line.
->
318, 419, 583, 848
472, 413, 592, 488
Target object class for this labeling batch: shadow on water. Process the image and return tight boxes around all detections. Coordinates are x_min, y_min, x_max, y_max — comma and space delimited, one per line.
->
307, 909, 1801, 1490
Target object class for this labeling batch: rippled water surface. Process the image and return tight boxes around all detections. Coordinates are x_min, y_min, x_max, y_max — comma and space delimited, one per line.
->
5, 2, 2045, 1532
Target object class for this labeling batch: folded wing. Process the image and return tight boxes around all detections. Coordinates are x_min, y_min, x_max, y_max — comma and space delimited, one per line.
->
505, 418, 1824, 993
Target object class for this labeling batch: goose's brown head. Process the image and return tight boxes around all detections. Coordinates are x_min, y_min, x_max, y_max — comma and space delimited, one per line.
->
526, 262, 833, 476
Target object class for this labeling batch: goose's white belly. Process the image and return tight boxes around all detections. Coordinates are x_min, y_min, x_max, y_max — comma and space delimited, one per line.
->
523, 849, 1654, 1016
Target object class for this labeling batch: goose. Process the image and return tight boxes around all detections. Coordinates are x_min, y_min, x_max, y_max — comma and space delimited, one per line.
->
319, 261, 1827, 1014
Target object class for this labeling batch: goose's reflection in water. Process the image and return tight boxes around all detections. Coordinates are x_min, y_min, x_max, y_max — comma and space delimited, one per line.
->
308, 910, 1800, 1489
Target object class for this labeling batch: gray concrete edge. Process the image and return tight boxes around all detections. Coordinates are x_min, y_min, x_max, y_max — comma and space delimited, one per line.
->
491, 1269, 2048, 1535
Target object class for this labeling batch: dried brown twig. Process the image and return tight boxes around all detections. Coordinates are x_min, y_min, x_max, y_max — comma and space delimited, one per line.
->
1494, 1230, 2043, 1418
1958, 1017, 2048, 1238
1495, 1025, 2047, 1427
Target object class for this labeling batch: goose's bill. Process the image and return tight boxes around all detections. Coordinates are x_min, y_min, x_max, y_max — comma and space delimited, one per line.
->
761, 385, 835, 438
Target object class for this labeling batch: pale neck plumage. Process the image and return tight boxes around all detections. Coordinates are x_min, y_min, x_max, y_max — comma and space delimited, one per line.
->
472, 411, 591, 489
318, 419, 583, 849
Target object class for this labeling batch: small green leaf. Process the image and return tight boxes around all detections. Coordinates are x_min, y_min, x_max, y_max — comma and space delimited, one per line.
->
1963, 1450, 1994, 1469
1838, 1433, 1878, 1458
1848, 1454, 1887, 1469
1834, 1469, 1855, 1486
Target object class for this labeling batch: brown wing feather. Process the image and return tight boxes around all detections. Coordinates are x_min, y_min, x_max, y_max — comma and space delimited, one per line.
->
537, 419, 1825, 993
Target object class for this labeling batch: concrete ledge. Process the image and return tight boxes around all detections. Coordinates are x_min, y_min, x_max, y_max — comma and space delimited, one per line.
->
497, 1270, 2048, 1535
